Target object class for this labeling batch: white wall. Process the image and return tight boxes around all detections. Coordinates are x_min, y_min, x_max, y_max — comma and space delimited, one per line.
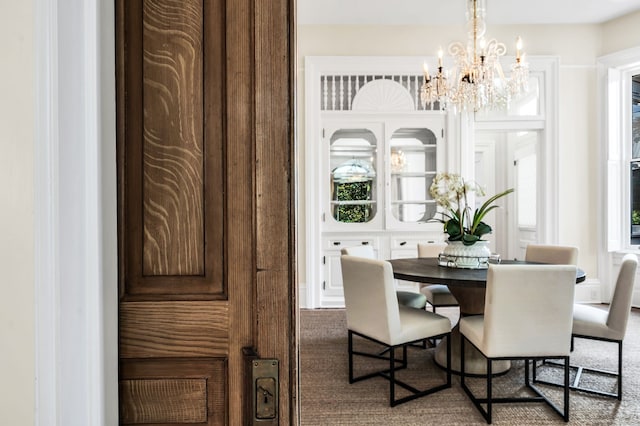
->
297, 22, 618, 289
0, 1, 35, 424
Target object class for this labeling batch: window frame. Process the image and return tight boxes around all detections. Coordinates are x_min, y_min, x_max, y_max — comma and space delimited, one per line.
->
597, 47, 640, 302
598, 47, 640, 253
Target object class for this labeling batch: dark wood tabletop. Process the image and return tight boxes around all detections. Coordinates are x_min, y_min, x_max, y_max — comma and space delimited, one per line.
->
388, 257, 586, 288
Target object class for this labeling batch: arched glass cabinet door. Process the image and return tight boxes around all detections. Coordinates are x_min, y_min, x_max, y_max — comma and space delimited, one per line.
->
387, 127, 439, 227
328, 128, 379, 226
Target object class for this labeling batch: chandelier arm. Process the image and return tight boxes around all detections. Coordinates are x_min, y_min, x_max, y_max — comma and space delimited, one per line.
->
448, 42, 467, 58
485, 39, 507, 57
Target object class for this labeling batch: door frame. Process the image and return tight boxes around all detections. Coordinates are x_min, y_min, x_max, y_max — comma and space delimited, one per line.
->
35, 0, 118, 424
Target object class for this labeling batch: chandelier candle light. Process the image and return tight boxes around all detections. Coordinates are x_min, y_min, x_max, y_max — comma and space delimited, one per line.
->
421, 0, 529, 112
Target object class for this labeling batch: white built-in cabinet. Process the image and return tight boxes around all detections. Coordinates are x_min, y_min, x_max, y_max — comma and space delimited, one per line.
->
302, 58, 455, 308
306, 61, 447, 307
318, 113, 447, 307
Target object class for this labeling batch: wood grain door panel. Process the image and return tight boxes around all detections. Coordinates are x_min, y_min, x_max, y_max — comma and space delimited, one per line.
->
120, 359, 226, 425
119, 301, 229, 358
117, 0, 295, 423
120, 0, 224, 298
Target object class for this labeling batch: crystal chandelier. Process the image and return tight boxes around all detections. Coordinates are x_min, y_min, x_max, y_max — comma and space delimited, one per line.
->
420, 0, 529, 112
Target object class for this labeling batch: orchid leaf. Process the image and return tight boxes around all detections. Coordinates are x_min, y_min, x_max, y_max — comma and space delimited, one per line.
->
473, 221, 492, 237
462, 233, 480, 245
445, 220, 461, 237
429, 172, 513, 246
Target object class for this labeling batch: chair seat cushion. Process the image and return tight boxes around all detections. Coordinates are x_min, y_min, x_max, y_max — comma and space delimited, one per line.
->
573, 303, 623, 341
396, 290, 427, 309
389, 306, 451, 346
461, 313, 573, 359
420, 284, 458, 306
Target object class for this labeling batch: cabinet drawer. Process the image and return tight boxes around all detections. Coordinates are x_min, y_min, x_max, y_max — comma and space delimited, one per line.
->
389, 236, 442, 250
323, 238, 378, 250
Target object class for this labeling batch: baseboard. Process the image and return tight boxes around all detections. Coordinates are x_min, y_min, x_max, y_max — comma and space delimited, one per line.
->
299, 282, 308, 308
574, 277, 602, 304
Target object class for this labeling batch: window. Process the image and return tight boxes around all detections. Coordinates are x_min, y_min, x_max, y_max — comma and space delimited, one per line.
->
630, 75, 640, 244
598, 47, 640, 252
517, 152, 537, 228
475, 74, 542, 119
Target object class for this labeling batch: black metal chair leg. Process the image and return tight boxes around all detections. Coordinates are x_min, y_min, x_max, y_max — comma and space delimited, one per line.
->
564, 356, 570, 422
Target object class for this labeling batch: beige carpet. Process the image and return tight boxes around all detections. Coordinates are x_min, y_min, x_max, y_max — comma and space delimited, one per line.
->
299, 306, 640, 425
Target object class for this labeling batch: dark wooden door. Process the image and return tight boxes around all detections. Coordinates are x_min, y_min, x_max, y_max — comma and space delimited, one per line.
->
116, 0, 296, 424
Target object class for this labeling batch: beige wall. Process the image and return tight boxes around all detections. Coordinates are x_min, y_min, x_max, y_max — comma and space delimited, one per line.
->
297, 18, 640, 287
602, 10, 640, 54
0, 1, 35, 424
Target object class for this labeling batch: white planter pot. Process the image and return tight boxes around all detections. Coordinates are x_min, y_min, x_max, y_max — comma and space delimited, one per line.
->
441, 240, 491, 269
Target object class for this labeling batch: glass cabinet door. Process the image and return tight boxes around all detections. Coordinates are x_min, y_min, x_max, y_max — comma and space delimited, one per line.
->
387, 126, 440, 228
322, 118, 443, 232
327, 127, 380, 227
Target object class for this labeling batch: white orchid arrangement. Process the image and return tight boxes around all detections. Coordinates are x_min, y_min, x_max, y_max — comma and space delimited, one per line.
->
429, 172, 514, 246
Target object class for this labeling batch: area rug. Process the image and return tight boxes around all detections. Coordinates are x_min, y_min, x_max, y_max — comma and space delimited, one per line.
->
299, 307, 640, 425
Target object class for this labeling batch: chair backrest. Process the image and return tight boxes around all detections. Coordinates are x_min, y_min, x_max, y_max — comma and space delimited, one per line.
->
606, 253, 638, 335
417, 242, 447, 258
340, 255, 400, 344
482, 264, 577, 358
525, 244, 578, 265
340, 245, 375, 259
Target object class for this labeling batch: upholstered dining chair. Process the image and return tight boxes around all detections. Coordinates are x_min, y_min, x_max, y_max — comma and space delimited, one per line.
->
460, 263, 577, 423
417, 243, 458, 313
340, 245, 427, 309
525, 244, 578, 367
340, 255, 452, 406
535, 253, 638, 400
525, 244, 578, 265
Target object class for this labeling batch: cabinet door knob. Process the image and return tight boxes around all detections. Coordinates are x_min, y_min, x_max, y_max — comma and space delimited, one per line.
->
333, 241, 341, 246
361, 241, 369, 245
400, 241, 407, 246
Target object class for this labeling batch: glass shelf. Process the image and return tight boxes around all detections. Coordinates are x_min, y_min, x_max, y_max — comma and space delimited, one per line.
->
330, 200, 377, 205
389, 127, 438, 224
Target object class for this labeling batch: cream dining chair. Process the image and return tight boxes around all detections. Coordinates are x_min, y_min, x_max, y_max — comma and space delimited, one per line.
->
460, 263, 577, 423
535, 253, 638, 400
340, 245, 427, 309
570, 253, 637, 399
525, 244, 578, 367
417, 243, 458, 313
340, 255, 451, 406
525, 244, 578, 265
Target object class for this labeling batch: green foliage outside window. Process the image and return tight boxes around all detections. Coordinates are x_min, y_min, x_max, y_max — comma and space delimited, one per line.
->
335, 204, 370, 222
335, 181, 370, 201
333, 181, 372, 223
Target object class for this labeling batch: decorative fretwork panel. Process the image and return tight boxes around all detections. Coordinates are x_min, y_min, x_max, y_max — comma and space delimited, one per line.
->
320, 74, 440, 111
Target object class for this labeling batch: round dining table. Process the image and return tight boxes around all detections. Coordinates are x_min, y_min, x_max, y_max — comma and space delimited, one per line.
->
389, 257, 586, 376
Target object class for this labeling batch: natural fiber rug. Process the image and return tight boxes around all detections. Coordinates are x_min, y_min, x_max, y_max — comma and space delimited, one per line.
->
300, 306, 640, 425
